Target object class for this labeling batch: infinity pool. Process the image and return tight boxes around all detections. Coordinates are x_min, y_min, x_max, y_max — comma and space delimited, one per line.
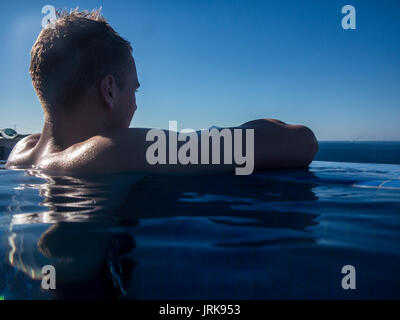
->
0, 160, 399, 299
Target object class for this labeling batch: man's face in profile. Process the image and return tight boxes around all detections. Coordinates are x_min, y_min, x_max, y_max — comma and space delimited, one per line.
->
112, 57, 139, 129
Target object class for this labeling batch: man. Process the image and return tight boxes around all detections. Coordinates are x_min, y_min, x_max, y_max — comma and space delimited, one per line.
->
6, 9, 318, 175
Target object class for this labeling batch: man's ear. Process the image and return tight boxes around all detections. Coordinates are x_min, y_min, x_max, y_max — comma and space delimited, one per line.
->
100, 75, 117, 110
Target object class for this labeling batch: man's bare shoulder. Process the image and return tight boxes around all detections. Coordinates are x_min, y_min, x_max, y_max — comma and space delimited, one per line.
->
5, 134, 41, 168
12, 133, 41, 152
5, 129, 147, 173
39, 128, 149, 174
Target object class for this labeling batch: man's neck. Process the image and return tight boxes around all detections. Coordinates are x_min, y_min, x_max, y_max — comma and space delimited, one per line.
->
40, 115, 107, 151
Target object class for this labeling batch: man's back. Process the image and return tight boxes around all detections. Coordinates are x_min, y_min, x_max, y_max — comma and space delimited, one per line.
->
6, 130, 128, 174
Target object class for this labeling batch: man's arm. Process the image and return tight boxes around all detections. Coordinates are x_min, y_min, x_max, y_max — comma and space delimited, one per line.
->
93, 119, 318, 175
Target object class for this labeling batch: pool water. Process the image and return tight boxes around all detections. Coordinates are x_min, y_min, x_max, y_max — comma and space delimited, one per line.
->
0, 160, 399, 299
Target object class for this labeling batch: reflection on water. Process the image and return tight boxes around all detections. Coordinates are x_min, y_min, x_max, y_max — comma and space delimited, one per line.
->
1, 161, 400, 299
5, 171, 142, 299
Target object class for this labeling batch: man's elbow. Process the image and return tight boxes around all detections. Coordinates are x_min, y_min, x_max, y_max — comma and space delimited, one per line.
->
297, 125, 319, 167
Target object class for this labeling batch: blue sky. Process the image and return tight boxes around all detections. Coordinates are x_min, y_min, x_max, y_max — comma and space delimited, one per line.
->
0, 0, 399, 140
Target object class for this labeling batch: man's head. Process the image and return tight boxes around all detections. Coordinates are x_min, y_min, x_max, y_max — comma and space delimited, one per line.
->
30, 8, 139, 129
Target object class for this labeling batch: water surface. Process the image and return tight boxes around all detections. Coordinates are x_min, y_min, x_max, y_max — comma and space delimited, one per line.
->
0, 160, 399, 299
